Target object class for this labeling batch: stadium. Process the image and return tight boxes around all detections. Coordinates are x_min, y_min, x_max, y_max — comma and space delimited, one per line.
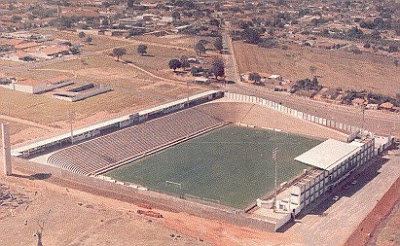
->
10, 90, 394, 231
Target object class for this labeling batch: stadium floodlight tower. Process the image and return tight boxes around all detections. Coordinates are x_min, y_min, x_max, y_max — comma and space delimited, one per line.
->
68, 110, 75, 144
272, 147, 279, 210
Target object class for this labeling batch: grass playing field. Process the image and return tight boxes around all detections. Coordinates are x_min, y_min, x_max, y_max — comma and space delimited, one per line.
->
108, 126, 322, 208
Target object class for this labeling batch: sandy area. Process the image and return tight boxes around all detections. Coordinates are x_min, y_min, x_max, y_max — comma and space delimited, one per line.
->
0, 169, 290, 246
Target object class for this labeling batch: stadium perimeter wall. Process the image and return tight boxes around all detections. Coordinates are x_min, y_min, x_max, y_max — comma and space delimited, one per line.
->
224, 92, 365, 141
12, 157, 277, 232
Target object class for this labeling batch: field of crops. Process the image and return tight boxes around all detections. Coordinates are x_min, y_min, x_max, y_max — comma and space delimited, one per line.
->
108, 126, 322, 208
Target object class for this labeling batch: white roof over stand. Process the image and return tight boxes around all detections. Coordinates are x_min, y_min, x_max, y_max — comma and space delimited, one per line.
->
294, 139, 360, 171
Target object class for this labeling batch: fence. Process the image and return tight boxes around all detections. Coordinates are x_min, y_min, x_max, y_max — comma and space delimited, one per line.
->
224, 92, 363, 140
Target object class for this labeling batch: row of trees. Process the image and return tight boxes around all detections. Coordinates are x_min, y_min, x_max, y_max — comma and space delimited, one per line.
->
168, 57, 225, 80
112, 44, 149, 60
194, 37, 223, 55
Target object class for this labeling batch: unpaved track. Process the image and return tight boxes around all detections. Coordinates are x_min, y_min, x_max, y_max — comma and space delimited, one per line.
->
0, 115, 57, 131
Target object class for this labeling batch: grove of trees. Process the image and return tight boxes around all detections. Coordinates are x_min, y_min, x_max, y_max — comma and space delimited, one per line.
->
209, 58, 225, 80
249, 72, 261, 84
180, 55, 190, 70
214, 37, 223, 53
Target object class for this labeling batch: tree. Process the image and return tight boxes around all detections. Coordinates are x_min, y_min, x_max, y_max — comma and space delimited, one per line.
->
172, 11, 181, 21
102, 2, 111, 8
241, 28, 260, 44
78, 31, 86, 39
85, 37, 92, 44
210, 19, 220, 29
214, 37, 223, 54
168, 59, 182, 71
128, 0, 135, 8
112, 47, 126, 61
180, 55, 190, 70
209, 58, 225, 80
69, 46, 81, 55
249, 72, 261, 84
137, 44, 148, 56
11, 15, 22, 23
195, 42, 206, 56
388, 45, 398, 53
78, 32, 86, 38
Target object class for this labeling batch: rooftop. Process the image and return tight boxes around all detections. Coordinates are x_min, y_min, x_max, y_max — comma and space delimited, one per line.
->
17, 79, 43, 86
294, 139, 360, 170
39, 46, 70, 55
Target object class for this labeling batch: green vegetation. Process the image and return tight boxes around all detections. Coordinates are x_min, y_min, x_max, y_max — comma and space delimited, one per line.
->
108, 126, 321, 208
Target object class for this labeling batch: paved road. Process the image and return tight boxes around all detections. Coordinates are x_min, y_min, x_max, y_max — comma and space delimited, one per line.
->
229, 84, 399, 137
286, 153, 400, 246
221, 22, 241, 84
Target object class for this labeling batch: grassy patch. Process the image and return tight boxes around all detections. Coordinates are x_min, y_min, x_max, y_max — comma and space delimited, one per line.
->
108, 126, 321, 208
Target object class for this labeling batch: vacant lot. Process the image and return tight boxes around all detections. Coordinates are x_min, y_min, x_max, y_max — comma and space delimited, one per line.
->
122, 44, 197, 81
0, 86, 157, 126
233, 42, 399, 96
0, 119, 50, 146
37, 28, 131, 53
1, 53, 206, 130
0, 59, 23, 67
108, 126, 321, 208
131, 34, 198, 49
0, 174, 208, 246
131, 34, 217, 51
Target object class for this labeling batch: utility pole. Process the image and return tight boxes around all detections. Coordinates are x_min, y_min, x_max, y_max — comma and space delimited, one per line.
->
272, 147, 279, 209
68, 110, 75, 144
187, 81, 190, 103
361, 103, 366, 136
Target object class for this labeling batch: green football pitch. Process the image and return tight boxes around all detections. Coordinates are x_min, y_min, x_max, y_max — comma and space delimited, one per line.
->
108, 125, 322, 208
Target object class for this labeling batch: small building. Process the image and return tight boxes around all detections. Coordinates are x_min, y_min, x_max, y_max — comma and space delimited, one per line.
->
194, 77, 211, 84
379, 102, 394, 111
38, 45, 71, 59
366, 104, 378, 110
288, 138, 375, 210
268, 74, 282, 80
14, 42, 42, 50
351, 98, 365, 106
52, 83, 112, 102
9, 51, 36, 61
1, 76, 73, 94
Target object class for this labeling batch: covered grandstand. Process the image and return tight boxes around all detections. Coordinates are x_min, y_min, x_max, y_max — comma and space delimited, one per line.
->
47, 108, 225, 175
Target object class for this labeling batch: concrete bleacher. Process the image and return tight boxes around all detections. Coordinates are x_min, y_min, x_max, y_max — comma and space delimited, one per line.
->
197, 102, 348, 141
47, 108, 224, 175
196, 102, 254, 123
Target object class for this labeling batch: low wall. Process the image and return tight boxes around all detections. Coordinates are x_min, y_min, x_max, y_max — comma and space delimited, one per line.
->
12, 157, 276, 231
225, 92, 362, 138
